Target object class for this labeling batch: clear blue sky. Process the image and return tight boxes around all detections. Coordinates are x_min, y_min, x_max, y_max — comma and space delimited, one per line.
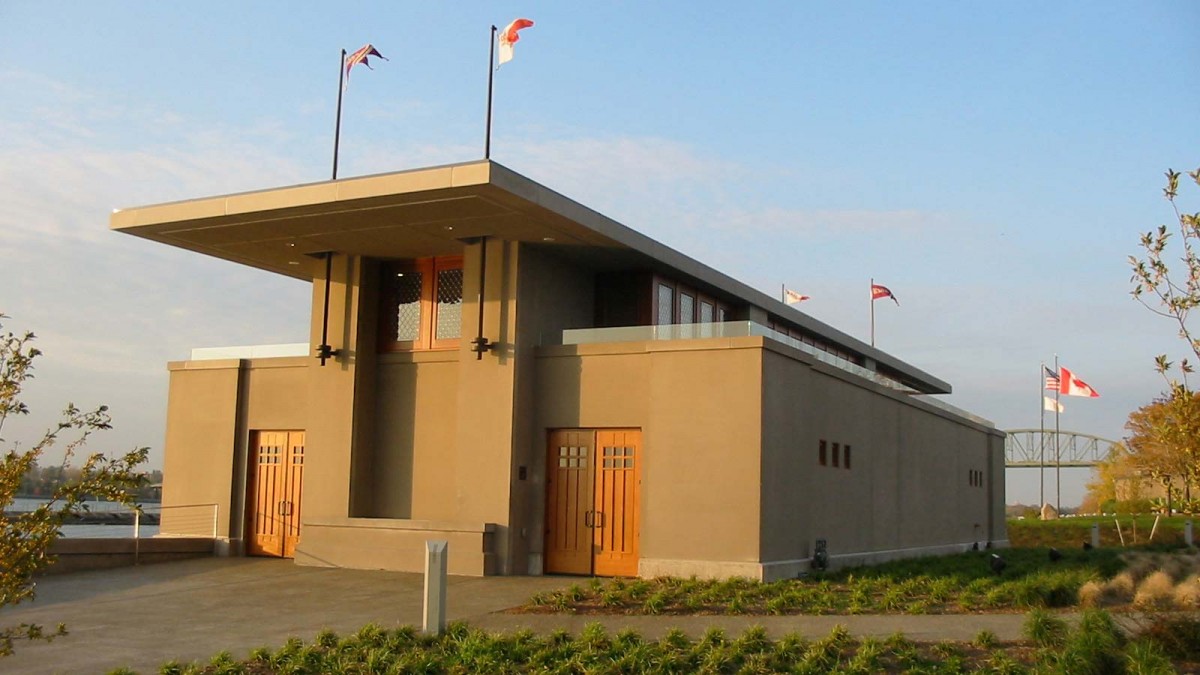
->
2, 2, 1198, 507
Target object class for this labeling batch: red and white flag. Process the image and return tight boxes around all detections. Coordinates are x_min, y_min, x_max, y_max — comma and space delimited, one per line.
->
1059, 366, 1100, 398
871, 283, 899, 305
345, 44, 386, 87
784, 289, 811, 305
498, 18, 534, 65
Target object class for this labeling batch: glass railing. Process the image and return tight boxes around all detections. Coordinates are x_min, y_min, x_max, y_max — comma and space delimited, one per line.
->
562, 322, 903, 388
560, 322, 994, 427
189, 343, 309, 360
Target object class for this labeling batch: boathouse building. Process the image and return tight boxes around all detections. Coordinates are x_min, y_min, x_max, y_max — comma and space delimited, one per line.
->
112, 160, 1006, 580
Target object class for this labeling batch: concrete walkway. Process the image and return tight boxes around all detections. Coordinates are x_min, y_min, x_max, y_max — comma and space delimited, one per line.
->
1, 558, 1037, 674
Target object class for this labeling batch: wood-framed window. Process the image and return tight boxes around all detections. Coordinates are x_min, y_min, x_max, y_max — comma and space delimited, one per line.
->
379, 256, 463, 351
679, 291, 695, 324
652, 275, 730, 327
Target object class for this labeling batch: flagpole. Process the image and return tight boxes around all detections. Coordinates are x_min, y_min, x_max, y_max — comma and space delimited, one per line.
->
1055, 354, 1061, 514
485, 25, 497, 159
870, 278, 876, 347
332, 48, 346, 180
781, 283, 785, 304
1039, 362, 1046, 511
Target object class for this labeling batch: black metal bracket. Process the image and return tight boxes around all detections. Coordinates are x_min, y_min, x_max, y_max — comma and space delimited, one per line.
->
467, 236, 496, 360
470, 336, 496, 358
315, 251, 339, 366
315, 343, 340, 363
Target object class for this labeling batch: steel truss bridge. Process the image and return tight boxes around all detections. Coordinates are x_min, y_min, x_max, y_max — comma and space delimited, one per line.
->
1003, 429, 1119, 468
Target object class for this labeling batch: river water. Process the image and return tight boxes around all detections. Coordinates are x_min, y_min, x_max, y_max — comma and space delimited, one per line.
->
7, 497, 161, 538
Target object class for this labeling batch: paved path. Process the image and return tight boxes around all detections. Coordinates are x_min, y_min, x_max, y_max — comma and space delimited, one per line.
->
0, 558, 1039, 674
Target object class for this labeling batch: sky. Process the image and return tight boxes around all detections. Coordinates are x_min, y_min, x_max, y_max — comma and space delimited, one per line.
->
1, 2, 1198, 508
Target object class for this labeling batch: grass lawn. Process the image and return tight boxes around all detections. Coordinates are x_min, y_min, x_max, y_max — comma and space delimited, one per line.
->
1008, 515, 1193, 549
122, 610, 1195, 674
522, 548, 1124, 616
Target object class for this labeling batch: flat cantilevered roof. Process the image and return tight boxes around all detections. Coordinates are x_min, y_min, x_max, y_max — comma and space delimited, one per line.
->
111, 159, 950, 393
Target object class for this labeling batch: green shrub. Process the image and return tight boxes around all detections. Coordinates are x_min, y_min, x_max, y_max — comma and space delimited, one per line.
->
1124, 639, 1178, 674
1023, 608, 1068, 647
1137, 614, 1200, 660
973, 629, 999, 649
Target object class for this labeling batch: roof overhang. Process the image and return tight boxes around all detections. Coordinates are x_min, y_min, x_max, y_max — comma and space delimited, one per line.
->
111, 159, 951, 394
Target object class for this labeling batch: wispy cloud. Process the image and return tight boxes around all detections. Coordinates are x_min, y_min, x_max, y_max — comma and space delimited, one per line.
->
0, 72, 1167, 493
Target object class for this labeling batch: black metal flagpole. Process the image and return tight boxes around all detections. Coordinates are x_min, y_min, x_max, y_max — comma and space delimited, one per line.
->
1039, 361, 1046, 510
1054, 354, 1062, 513
485, 25, 497, 159
332, 49, 346, 179
870, 278, 876, 347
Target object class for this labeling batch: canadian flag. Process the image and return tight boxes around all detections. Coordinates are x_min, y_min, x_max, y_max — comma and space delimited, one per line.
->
1059, 367, 1100, 398
498, 18, 534, 65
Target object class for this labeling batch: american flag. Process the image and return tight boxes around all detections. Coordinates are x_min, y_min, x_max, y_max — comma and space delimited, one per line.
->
1044, 366, 1060, 391
345, 44, 386, 87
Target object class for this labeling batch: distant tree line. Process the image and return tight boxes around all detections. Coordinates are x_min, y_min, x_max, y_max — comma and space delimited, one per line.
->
15, 463, 162, 503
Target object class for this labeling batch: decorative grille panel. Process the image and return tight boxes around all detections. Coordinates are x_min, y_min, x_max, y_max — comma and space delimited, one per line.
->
656, 284, 674, 325
393, 271, 423, 341
436, 268, 463, 340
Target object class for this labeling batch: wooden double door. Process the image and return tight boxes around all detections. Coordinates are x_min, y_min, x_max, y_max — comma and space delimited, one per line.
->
246, 430, 305, 558
545, 429, 641, 577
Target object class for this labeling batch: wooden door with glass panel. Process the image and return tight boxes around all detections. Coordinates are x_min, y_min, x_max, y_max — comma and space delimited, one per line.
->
545, 429, 641, 576
247, 430, 306, 558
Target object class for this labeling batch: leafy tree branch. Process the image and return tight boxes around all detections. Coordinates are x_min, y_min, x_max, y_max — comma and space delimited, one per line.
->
0, 314, 148, 657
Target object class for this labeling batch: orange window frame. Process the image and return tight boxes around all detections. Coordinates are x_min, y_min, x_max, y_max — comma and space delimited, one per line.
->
380, 256, 463, 352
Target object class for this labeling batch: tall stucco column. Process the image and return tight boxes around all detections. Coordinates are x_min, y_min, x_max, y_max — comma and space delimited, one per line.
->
300, 253, 377, 521
453, 238, 519, 573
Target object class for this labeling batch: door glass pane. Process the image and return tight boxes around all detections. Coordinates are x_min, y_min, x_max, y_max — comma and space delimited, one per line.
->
392, 271, 423, 341
699, 302, 714, 323
435, 268, 463, 340
656, 284, 674, 325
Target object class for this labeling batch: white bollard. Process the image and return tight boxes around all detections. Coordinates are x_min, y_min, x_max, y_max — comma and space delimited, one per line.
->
1186, 520, 1194, 548
423, 540, 449, 636
1091, 523, 1100, 549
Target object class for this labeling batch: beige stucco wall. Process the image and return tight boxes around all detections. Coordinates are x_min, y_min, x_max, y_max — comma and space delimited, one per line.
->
372, 353, 459, 519
759, 342, 1004, 575
161, 360, 240, 538
162, 357, 308, 542
533, 336, 1004, 580
534, 339, 765, 578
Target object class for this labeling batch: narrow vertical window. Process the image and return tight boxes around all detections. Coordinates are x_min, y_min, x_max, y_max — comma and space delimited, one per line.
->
435, 267, 463, 340
393, 270, 424, 342
844, 445, 851, 470
679, 292, 695, 324
819, 440, 827, 466
832, 442, 840, 468
699, 301, 714, 324
656, 283, 675, 325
